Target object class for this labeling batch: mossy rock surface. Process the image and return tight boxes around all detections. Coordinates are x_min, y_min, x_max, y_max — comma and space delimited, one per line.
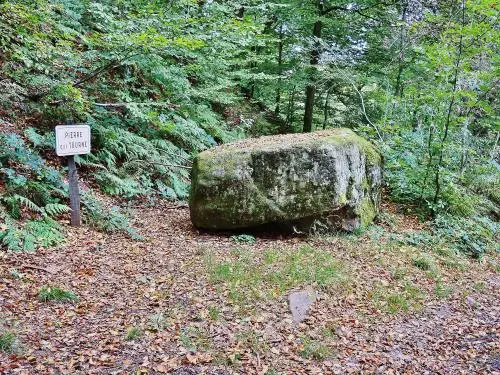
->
189, 129, 382, 231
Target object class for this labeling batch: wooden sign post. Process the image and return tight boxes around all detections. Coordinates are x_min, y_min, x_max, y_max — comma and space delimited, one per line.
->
55, 124, 91, 227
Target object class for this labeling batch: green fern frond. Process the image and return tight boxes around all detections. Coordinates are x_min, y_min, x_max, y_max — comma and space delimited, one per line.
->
43, 203, 71, 217
11, 195, 43, 214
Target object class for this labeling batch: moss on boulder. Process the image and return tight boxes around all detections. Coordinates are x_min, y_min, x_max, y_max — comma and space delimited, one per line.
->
189, 129, 382, 231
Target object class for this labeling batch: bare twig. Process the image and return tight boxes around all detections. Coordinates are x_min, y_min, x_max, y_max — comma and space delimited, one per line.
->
164, 204, 189, 210
330, 61, 383, 142
93, 102, 180, 109
19, 264, 53, 274
125, 159, 192, 170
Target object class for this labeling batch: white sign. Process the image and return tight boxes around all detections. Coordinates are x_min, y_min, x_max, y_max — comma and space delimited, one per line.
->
55, 124, 91, 156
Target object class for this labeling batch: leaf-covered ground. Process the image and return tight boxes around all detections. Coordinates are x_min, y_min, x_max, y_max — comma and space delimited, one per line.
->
1, 202, 499, 374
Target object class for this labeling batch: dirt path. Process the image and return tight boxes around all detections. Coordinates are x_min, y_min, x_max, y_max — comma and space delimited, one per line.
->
1, 204, 499, 374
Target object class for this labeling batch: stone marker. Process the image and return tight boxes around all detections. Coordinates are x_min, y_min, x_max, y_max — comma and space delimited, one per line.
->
189, 128, 382, 231
289, 289, 317, 323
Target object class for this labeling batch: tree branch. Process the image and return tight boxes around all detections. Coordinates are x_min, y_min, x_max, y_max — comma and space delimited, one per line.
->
93, 102, 180, 109
125, 160, 192, 170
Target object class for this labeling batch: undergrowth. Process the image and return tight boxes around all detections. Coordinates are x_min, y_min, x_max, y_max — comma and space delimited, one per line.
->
0, 331, 19, 353
39, 286, 78, 303
205, 244, 347, 305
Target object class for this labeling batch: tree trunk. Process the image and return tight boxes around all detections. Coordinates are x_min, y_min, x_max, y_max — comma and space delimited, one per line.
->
275, 24, 284, 116
236, 6, 244, 19
304, 85, 315, 132
303, 15, 322, 133
394, 2, 408, 97
432, 0, 466, 209
323, 88, 332, 129
287, 86, 297, 128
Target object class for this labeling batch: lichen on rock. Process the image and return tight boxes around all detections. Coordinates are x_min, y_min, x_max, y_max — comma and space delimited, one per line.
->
189, 128, 382, 232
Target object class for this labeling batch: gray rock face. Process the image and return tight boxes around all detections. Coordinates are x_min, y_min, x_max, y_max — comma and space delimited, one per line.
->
189, 129, 382, 231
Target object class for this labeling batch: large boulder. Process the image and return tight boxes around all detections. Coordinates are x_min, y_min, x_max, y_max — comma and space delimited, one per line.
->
189, 129, 382, 231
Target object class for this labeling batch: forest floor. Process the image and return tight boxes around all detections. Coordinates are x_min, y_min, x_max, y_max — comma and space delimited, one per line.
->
1, 201, 499, 374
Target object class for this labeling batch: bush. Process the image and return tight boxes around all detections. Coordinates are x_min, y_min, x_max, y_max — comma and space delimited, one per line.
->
400, 214, 498, 258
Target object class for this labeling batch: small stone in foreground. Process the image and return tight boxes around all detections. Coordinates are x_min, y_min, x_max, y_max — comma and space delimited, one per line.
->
289, 289, 317, 323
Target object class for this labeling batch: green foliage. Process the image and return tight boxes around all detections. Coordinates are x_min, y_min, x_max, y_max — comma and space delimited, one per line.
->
39, 286, 78, 303
125, 326, 141, 341
433, 215, 498, 258
402, 214, 498, 258
231, 234, 256, 244
206, 245, 346, 305
0, 216, 64, 252
412, 254, 435, 271
81, 193, 141, 240
0, 0, 251, 206
299, 336, 332, 360
0, 331, 18, 353
0, 0, 496, 259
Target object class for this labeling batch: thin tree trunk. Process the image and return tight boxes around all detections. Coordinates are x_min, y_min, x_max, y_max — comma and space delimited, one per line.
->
275, 24, 284, 116
490, 131, 499, 161
420, 123, 435, 201
432, 0, 466, 209
287, 86, 297, 128
304, 85, 315, 132
394, 2, 408, 97
323, 88, 332, 129
459, 119, 469, 176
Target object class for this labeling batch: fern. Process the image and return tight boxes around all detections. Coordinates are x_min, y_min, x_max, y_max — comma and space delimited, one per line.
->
95, 172, 143, 196
0, 217, 63, 252
81, 192, 142, 240
9, 195, 43, 214
43, 203, 71, 217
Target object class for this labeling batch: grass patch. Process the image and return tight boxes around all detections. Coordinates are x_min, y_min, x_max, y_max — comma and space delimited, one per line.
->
298, 335, 332, 360
412, 254, 435, 271
236, 330, 268, 355
149, 312, 168, 332
0, 331, 18, 353
125, 326, 141, 341
205, 245, 346, 304
179, 326, 211, 352
386, 294, 410, 313
434, 282, 453, 298
39, 286, 78, 303
208, 305, 221, 321
373, 282, 425, 314
390, 267, 407, 280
